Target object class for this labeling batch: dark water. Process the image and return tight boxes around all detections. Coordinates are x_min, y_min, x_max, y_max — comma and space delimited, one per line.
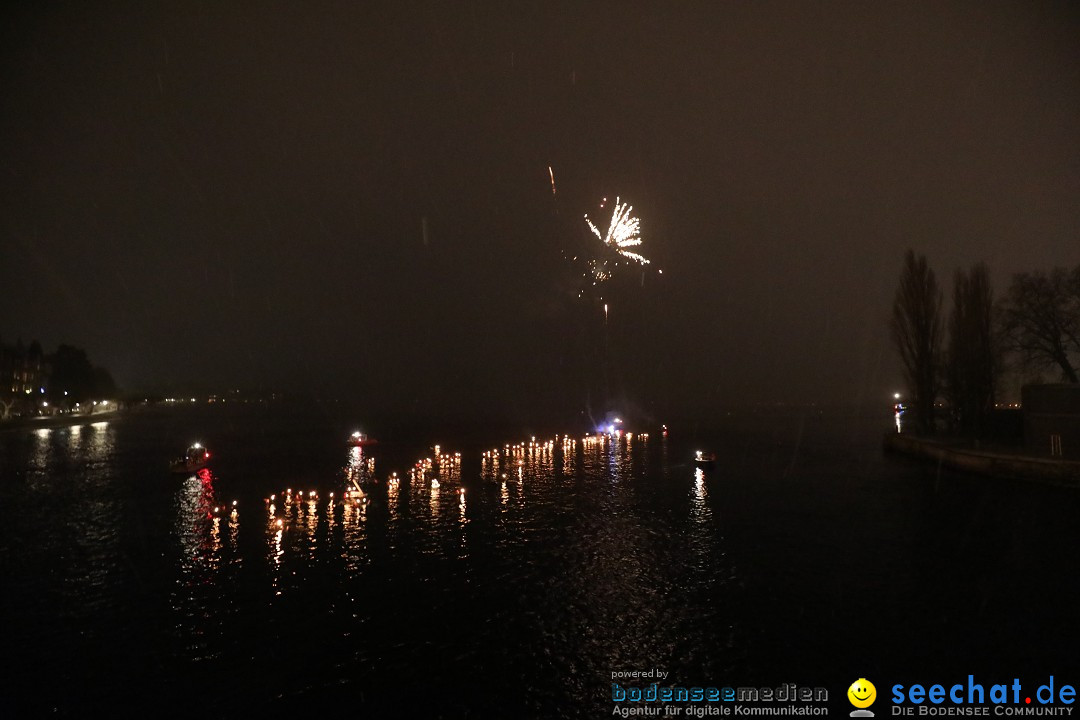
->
1, 405, 1078, 718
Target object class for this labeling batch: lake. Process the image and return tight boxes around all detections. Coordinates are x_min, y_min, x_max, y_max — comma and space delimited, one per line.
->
1, 404, 1076, 717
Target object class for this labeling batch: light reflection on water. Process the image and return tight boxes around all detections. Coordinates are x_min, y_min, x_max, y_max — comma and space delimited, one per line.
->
196, 435, 682, 599
429, 480, 440, 518
1, 421, 732, 714
5, 419, 654, 717
31, 427, 53, 473
172, 470, 222, 659
6, 410, 1072, 717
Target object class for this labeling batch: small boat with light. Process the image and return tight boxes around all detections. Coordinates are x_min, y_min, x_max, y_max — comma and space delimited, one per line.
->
347, 431, 378, 447
170, 443, 211, 474
694, 450, 716, 470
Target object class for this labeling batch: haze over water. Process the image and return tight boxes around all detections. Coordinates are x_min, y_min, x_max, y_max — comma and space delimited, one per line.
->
1, 404, 1076, 717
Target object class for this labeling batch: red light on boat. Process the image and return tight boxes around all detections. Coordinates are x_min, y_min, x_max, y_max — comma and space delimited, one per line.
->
205, 452, 210, 459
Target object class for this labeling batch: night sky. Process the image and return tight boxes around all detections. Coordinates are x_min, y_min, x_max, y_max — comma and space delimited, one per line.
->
2, 2, 1078, 421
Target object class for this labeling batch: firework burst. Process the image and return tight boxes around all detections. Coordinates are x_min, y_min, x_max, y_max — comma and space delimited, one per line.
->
583, 197, 650, 284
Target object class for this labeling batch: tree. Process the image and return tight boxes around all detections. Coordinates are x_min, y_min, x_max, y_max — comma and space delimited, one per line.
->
945, 262, 999, 435
999, 266, 1080, 383
48, 345, 96, 403
890, 250, 944, 434
92, 367, 117, 398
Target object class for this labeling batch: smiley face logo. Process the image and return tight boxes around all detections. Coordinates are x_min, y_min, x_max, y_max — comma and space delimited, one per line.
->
848, 679, 876, 709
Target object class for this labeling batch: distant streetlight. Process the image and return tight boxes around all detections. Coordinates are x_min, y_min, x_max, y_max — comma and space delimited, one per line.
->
893, 393, 901, 400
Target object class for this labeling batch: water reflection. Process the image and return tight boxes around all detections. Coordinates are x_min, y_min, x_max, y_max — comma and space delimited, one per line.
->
341, 492, 368, 574
87, 421, 112, 459
303, 491, 319, 558
578, 431, 637, 495
691, 468, 712, 524
266, 488, 318, 592
21, 420, 124, 648
228, 501, 239, 547
270, 522, 284, 596
30, 427, 52, 473
387, 474, 400, 515
164, 429, 674, 601
528, 428, 686, 705
3, 397, 1074, 720
67, 424, 82, 451
176, 470, 221, 561
27, 421, 117, 485
158, 426, 690, 672
345, 446, 377, 492
172, 469, 229, 659
5, 415, 748, 715
562, 436, 576, 476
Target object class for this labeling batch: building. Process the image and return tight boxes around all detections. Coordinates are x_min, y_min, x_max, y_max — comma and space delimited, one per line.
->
1022, 384, 1080, 460
0, 338, 45, 398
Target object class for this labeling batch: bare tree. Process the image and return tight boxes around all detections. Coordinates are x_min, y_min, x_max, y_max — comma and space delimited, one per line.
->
945, 262, 999, 435
890, 250, 944, 434
999, 266, 1080, 383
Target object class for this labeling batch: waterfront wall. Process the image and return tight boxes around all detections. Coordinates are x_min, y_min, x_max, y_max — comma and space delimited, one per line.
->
0, 408, 120, 434
884, 432, 1080, 486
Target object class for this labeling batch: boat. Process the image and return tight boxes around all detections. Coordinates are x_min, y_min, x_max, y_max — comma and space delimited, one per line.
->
348, 431, 378, 447
694, 450, 716, 470
170, 443, 211, 474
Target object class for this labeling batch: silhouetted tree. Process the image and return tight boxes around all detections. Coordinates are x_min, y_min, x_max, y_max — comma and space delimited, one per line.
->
999, 266, 1080, 383
47, 345, 103, 404
92, 367, 117, 398
890, 250, 944, 434
945, 263, 999, 435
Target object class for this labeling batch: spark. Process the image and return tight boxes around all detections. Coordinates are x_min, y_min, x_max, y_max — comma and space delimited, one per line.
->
583, 197, 650, 283
548, 166, 557, 195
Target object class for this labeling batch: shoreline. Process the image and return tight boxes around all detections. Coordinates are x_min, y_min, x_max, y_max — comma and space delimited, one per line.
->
883, 432, 1080, 486
0, 410, 122, 434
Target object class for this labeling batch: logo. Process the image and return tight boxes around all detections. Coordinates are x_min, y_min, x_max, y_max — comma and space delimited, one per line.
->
849, 678, 877, 717
890, 675, 1077, 715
